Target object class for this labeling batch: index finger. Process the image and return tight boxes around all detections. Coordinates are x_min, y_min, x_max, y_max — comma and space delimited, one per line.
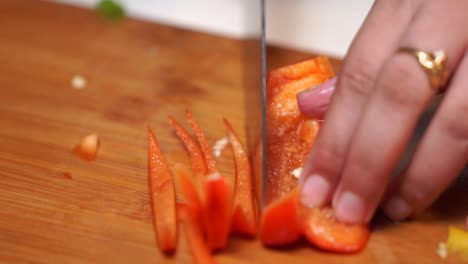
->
299, 0, 421, 208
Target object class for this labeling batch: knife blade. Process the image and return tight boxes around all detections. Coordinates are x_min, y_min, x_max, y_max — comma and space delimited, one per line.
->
244, 0, 267, 211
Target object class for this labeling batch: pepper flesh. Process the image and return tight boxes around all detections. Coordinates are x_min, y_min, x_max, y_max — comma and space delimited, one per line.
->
147, 127, 177, 253
177, 204, 218, 264
262, 56, 370, 252
266, 56, 333, 204
223, 119, 257, 237
185, 110, 218, 175
73, 133, 99, 161
260, 188, 301, 246
203, 173, 233, 251
174, 166, 203, 230
185, 111, 233, 251
446, 226, 468, 260
169, 116, 208, 196
300, 206, 370, 253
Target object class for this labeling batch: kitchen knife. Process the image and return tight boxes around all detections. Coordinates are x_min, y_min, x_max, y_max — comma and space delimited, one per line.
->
244, 0, 267, 211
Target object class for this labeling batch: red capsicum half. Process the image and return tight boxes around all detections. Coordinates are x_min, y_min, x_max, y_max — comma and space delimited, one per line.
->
260, 56, 370, 253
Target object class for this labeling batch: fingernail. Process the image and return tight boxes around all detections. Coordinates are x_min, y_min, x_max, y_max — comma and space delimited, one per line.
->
297, 77, 337, 98
297, 77, 337, 118
300, 175, 330, 208
334, 191, 366, 223
383, 196, 412, 220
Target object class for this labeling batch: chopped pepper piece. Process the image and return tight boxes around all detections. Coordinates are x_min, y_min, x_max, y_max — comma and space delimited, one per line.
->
147, 127, 177, 253
203, 173, 233, 251
185, 111, 233, 251
174, 166, 203, 230
260, 188, 301, 246
73, 133, 99, 161
185, 110, 218, 175
224, 118, 257, 237
300, 206, 370, 253
178, 204, 218, 264
169, 116, 208, 195
447, 226, 468, 260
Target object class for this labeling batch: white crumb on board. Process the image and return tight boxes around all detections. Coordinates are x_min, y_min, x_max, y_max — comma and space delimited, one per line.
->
71, 75, 86, 89
213, 137, 229, 157
292, 167, 303, 179
436, 242, 448, 259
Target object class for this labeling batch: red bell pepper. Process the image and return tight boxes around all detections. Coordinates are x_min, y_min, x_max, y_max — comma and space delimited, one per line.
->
261, 56, 370, 252
185, 111, 233, 251
73, 133, 99, 161
185, 110, 218, 175
169, 115, 208, 195
265, 57, 333, 205
177, 204, 218, 264
300, 206, 370, 253
260, 188, 301, 246
203, 173, 233, 251
147, 127, 177, 253
224, 118, 257, 237
267, 56, 335, 100
174, 166, 203, 230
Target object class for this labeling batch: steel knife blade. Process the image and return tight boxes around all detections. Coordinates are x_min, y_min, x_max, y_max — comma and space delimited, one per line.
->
244, 0, 267, 211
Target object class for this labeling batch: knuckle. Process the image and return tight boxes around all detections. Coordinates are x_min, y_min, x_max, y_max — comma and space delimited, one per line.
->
378, 58, 426, 108
339, 59, 376, 98
344, 153, 381, 192
399, 176, 435, 214
439, 106, 468, 141
311, 141, 345, 179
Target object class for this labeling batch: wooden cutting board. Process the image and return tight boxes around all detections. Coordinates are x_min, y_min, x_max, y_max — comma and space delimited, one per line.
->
0, 1, 466, 263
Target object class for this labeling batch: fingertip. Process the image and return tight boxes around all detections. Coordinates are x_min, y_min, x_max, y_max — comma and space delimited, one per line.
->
333, 191, 368, 224
299, 174, 331, 208
382, 195, 412, 221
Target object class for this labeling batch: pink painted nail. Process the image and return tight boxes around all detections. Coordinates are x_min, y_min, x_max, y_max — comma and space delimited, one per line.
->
297, 77, 337, 119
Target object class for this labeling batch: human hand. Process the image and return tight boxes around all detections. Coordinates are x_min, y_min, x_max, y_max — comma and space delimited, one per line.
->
297, 0, 468, 224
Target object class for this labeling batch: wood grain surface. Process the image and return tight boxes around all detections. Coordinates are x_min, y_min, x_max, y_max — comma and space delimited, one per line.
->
0, 1, 466, 263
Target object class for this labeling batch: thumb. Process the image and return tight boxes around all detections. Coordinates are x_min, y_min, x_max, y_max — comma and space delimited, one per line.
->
297, 77, 336, 119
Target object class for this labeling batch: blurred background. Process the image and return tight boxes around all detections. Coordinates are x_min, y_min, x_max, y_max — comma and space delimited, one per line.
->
52, 0, 373, 57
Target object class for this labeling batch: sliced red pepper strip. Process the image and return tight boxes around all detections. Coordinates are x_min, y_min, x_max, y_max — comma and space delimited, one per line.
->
224, 118, 257, 237
173, 166, 203, 230
147, 127, 177, 253
203, 173, 233, 251
260, 188, 301, 246
178, 205, 218, 264
300, 206, 370, 253
168, 116, 208, 194
185, 110, 218, 175
184, 111, 233, 251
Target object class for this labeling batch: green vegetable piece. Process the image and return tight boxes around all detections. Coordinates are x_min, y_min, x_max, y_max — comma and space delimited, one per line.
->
96, 0, 125, 21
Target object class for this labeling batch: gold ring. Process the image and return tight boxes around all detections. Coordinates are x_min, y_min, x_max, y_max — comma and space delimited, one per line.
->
396, 47, 448, 91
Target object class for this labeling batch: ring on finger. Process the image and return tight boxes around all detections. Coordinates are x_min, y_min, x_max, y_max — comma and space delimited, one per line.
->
396, 47, 449, 91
